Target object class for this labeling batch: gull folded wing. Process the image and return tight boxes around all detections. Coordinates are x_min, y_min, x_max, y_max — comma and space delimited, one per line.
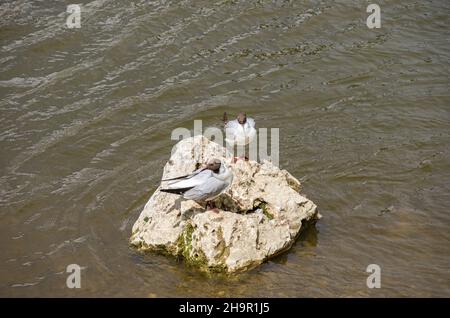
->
183, 176, 227, 201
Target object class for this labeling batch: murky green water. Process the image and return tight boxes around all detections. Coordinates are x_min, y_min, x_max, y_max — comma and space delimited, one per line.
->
1, 0, 449, 297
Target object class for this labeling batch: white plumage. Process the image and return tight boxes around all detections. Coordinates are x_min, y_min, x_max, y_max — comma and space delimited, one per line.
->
225, 117, 256, 146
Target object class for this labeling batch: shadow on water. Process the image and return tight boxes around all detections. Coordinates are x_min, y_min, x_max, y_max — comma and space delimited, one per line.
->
267, 221, 319, 266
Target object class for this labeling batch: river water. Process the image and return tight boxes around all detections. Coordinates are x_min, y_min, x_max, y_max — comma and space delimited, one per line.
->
0, 0, 449, 297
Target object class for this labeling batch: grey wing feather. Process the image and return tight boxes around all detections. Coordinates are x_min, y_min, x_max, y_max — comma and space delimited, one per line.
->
161, 166, 206, 182
183, 177, 227, 201
246, 117, 255, 128
165, 169, 213, 189
225, 119, 240, 130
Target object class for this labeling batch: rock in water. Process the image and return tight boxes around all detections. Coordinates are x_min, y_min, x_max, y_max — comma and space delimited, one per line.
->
130, 136, 320, 273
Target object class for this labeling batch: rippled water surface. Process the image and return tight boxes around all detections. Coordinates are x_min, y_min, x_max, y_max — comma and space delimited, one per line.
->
1, 0, 449, 297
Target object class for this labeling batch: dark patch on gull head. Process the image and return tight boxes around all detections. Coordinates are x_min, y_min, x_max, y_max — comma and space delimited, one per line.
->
206, 158, 221, 173
237, 112, 247, 125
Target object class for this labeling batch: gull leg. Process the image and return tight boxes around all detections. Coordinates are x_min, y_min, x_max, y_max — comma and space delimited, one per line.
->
206, 201, 220, 213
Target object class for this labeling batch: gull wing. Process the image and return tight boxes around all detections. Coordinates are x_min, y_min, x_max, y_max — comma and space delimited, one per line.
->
246, 117, 255, 128
161, 167, 205, 182
163, 169, 213, 190
183, 176, 227, 201
225, 119, 240, 131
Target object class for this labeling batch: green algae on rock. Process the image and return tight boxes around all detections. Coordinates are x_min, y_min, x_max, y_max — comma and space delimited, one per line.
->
130, 136, 320, 273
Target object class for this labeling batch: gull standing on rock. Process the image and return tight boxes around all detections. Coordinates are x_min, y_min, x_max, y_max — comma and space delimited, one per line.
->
159, 158, 233, 212
223, 112, 256, 161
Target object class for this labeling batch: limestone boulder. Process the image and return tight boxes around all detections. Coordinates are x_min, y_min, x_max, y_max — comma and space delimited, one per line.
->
130, 136, 320, 273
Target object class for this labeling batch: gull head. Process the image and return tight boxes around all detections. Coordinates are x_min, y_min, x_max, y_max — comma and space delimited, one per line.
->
237, 112, 247, 125
205, 158, 222, 173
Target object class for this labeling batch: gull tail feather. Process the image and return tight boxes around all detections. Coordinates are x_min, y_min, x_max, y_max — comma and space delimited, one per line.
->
160, 187, 194, 195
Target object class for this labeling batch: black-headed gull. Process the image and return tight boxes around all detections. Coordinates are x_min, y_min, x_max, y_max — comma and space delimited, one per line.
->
159, 158, 233, 212
223, 112, 256, 146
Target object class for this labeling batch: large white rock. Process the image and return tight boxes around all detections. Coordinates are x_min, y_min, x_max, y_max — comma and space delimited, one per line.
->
130, 136, 320, 273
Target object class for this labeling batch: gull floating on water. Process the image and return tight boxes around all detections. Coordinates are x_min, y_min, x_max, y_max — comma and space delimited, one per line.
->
223, 112, 256, 146
159, 158, 233, 212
